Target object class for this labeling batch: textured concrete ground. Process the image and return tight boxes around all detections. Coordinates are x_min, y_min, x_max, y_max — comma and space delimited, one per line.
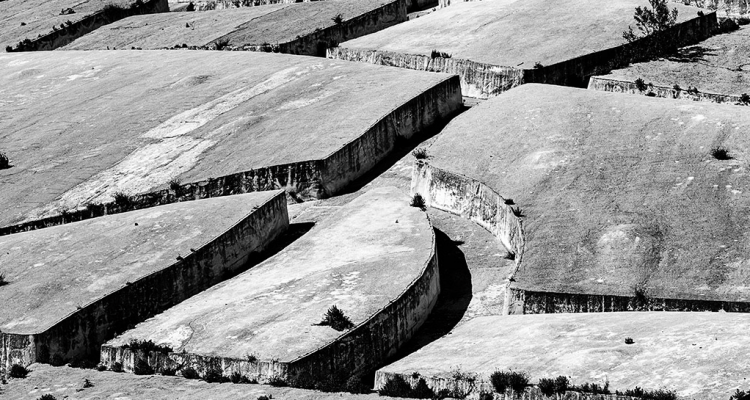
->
597, 25, 750, 95
104, 187, 433, 362
0, 50, 453, 227
64, 0, 399, 50
0, 364, 388, 399
0, 191, 280, 334
336, 0, 702, 67
0, 0, 137, 50
426, 84, 750, 302
378, 312, 750, 399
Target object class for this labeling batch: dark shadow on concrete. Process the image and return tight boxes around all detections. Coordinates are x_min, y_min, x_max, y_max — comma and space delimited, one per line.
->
668, 45, 717, 63
233, 222, 315, 277
337, 104, 471, 196
385, 227, 473, 364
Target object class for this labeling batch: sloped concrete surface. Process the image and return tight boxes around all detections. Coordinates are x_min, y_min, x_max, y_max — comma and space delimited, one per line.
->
425, 84, 750, 302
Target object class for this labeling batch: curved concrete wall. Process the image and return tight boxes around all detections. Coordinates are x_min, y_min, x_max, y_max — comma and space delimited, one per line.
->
6, 0, 168, 52
99, 216, 440, 383
0, 75, 462, 237
410, 161, 524, 315
182, 0, 433, 13
0, 192, 288, 374
673, 0, 750, 16
588, 76, 748, 105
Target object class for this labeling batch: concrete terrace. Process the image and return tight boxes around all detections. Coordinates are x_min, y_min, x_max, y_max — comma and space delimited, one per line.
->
376, 312, 750, 399
0, 191, 288, 370
329, 0, 713, 97
416, 84, 750, 306
64, 0, 407, 55
0, 50, 460, 228
100, 187, 438, 382
590, 25, 750, 103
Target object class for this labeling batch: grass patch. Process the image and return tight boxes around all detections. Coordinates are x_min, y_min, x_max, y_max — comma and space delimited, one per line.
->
317, 305, 355, 331
711, 146, 732, 160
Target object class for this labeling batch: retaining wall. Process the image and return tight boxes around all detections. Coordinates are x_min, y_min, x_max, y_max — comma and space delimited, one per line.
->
6, 0, 168, 52
181, 0, 432, 13
507, 288, 750, 314
673, 0, 750, 16
99, 219, 441, 383
588, 76, 749, 105
0, 75, 461, 237
0, 192, 289, 374
329, 11, 717, 98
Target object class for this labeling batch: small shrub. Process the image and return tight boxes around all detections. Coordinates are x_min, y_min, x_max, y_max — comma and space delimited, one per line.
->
511, 207, 525, 218
573, 381, 610, 395
478, 391, 494, 400
182, 367, 200, 379
133, 358, 154, 375
241, 376, 257, 384
538, 378, 555, 396
214, 38, 230, 50
504, 251, 516, 261
619, 387, 677, 400
490, 370, 528, 394
378, 375, 412, 397
412, 378, 435, 399
0, 273, 8, 286
622, 0, 679, 60
332, 13, 343, 24
9, 364, 29, 378
0, 152, 9, 169
246, 353, 258, 363
711, 146, 732, 160
122, 339, 173, 355
113, 191, 133, 207
634, 78, 648, 91
257, 396, 270, 400
731, 389, 750, 400
625, 337, 635, 344
687, 86, 700, 95
203, 366, 226, 383
96, 364, 107, 371
740, 93, 750, 105
673, 84, 681, 92
230, 371, 244, 383
633, 282, 649, 309
430, 49, 452, 59
69, 358, 97, 369
317, 305, 355, 331
186, 1, 195, 10
37, 395, 57, 400
504, 198, 515, 205
554, 375, 569, 394
160, 366, 177, 376
738, 17, 750, 26
50, 354, 65, 367
412, 148, 428, 159
410, 194, 426, 210
169, 178, 182, 193
83, 378, 94, 388
533, 62, 544, 69
345, 373, 370, 394
111, 362, 124, 373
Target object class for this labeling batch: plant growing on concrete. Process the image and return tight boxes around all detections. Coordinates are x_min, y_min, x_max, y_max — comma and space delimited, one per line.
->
110, 362, 124, 373
214, 38, 230, 50
0, 152, 10, 169
533, 62, 544, 69
0, 273, 8, 286
203, 366, 227, 383
625, 337, 635, 344
83, 378, 94, 388
9, 364, 30, 378
504, 251, 516, 261
317, 305, 355, 331
169, 177, 182, 193
617, 386, 676, 400
268, 375, 288, 386
230, 371, 244, 383
731, 389, 750, 400
554, 375, 569, 394
331, 13, 343, 24
430, 50, 452, 59
622, 0, 679, 60
379, 375, 413, 397
740, 93, 750, 105
511, 206, 525, 218
410, 194, 426, 210
711, 146, 732, 160
571, 380, 610, 395
412, 148, 428, 159
37, 395, 57, 400
687, 86, 700, 95
186, 1, 195, 10
182, 366, 200, 379
345, 373, 370, 394
113, 191, 133, 207
634, 78, 648, 92
538, 378, 556, 396
245, 353, 258, 363
123, 339, 173, 355
96, 364, 107, 371
411, 378, 435, 399
673, 84, 682, 92
134, 358, 154, 375
490, 370, 529, 394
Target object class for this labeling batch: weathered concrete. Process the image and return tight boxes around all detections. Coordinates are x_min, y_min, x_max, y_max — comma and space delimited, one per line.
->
589, 26, 750, 104
0, 51, 461, 231
420, 84, 750, 306
64, 0, 407, 56
1, 0, 168, 52
674, 0, 750, 17
0, 191, 288, 374
329, 0, 715, 98
100, 187, 439, 384
376, 313, 750, 399
170, 0, 435, 13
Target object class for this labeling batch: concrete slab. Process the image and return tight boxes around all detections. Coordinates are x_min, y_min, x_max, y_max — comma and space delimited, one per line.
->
100, 186, 439, 384
589, 26, 750, 104
413, 84, 750, 308
329, 0, 715, 98
1, 0, 167, 52
376, 312, 750, 399
64, 0, 407, 56
0, 50, 461, 230
0, 190, 288, 372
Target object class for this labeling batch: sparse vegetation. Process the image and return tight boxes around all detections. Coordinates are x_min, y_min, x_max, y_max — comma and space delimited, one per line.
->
122, 339, 173, 355
346, 373, 371, 394
553, 376, 569, 394
711, 146, 732, 160
412, 148, 428, 159
430, 50, 452, 59
633, 282, 650, 310
332, 13, 343, 24
257, 396, 270, 400
571, 380, 610, 395
9, 364, 30, 378
410, 194, 426, 210
625, 337, 635, 344
0, 152, 10, 169
96, 364, 108, 371
490, 370, 529, 394
317, 305, 355, 331
111, 362, 124, 373
230, 371, 244, 383
133, 358, 154, 375
617, 386, 677, 400
182, 367, 200, 379
169, 178, 182, 193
